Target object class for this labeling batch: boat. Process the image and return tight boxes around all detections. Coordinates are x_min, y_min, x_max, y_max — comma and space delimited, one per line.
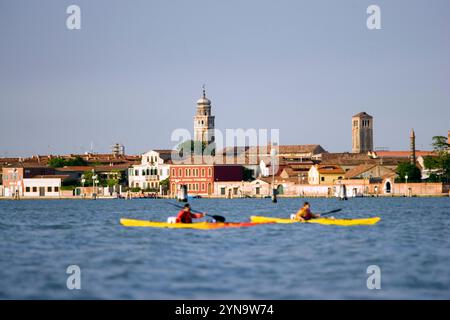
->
120, 218, 272, 230
250, 216, 381, 226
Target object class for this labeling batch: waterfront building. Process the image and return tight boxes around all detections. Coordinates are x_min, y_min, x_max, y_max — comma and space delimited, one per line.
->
128, 150, 172, 190
344, 164, 396, 180
22, 176, 67, 198
213, 179, 272, 198
352, 112, 373, 153
2, 164, 55, 197
169, 163, 243, 196
308, 164, 345, 185
193, 87, 215, 145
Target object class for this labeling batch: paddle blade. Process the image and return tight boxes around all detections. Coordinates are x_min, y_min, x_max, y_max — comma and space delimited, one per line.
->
210, 215, 226, 223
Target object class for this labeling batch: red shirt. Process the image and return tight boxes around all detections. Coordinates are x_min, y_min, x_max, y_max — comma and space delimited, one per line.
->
176, 209, 203, 224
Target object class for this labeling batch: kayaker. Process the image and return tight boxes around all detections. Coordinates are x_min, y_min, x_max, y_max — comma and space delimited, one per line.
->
176, 203, 205, 224
294, 202, 320, 221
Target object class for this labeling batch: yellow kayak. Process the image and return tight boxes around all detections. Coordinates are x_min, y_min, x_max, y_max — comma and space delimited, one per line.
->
250, 216, 381, 226
120, 218, 271, 230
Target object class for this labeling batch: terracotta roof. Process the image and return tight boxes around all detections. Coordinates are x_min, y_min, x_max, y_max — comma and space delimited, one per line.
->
3, 163, 49, 169
153, 149, 173, 154
56, 166, 95, 172
276, 145, 326, 155
56, 164, 131, 172
344, 164, 377, 179
317, 165, 345, 174
371, 150, 435, 158
29, 175, 71, 180
218, 145, 326, 156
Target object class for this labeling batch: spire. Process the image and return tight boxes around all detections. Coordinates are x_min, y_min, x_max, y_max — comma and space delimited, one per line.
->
202, 84, 206, 98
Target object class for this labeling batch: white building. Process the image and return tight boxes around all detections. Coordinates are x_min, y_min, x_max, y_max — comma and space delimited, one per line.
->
128, 150, 171, 190
23, 176, 62, 198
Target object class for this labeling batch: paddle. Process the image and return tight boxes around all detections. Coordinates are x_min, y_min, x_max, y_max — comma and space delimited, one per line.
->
167, 203, 226, 223
317, 208, 342, 216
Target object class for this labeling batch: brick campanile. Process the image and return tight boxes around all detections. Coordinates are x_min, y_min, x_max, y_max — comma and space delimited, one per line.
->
352, 112, 373, 153
410, 129, 416, 165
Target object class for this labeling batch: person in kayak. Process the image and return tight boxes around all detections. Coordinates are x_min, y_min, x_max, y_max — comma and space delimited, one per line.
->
176, 203, 205, 223
294, 202, 320, 221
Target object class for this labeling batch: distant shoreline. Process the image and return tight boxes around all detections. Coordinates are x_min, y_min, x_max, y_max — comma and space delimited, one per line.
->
1, 194, 448, 200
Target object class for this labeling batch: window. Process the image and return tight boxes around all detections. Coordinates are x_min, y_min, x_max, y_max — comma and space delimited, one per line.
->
255, 187, 260, 195
321, 177, 325, 182
172, 169, 176, 176
47, 186, 52, 192
32, 187, 37, 192
353, 120, 358, 128
201, 183, 205, 190
26, 187, 30, 192
178, 169, 182, 176
208, 168, 212, 177
135, 170, 139, 176
220, 187, 226, 195
201, 169, 205, 177
54, 187, 59, 192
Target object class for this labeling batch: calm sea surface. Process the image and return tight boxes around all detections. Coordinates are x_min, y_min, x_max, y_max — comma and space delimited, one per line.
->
0, 197, 449, 299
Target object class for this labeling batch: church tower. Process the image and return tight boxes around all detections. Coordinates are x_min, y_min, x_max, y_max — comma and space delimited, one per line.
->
352, 112, 373, 153
193, 86, 215, 145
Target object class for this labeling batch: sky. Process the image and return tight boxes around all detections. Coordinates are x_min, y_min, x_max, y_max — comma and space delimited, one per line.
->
0, 0, 449, 156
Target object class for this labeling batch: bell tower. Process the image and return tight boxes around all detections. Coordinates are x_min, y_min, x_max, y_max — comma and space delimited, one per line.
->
193, 86, 215, 145
352, 112, 373, 153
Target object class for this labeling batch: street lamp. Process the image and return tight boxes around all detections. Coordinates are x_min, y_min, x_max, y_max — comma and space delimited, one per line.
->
270, 148, 277, 203
405, 174, 409, 197
92, 169, 98, 199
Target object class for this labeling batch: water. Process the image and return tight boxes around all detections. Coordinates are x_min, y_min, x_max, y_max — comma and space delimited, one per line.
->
0, 197, 449, 299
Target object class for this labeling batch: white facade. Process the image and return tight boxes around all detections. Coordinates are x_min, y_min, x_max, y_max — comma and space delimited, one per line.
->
23, 178, 61, 197
128, 150, 171, 190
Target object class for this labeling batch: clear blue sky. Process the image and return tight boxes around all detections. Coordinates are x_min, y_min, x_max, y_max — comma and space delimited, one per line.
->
1, 0, 449, 156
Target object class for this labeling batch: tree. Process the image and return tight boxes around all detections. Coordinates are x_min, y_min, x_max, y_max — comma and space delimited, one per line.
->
424, 136, 450, 182
396, 162, 421, 182
48, 156, 87, 168
431, 136, 450, 153
177, 140, 215, 157
160, 177, 170, 190
48, 157, 66, 168
243, 168, 255, 181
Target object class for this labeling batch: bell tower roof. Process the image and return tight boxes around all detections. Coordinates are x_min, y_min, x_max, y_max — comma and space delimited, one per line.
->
196, 85, 211, 105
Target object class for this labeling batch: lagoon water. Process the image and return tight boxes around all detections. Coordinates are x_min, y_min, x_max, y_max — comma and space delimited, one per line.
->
0, 197, 449, 299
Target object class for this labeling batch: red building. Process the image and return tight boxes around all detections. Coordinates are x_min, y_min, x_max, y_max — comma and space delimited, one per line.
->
170, 164, 243, 196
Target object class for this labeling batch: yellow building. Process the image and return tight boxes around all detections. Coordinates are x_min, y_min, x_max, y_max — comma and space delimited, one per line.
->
308, 165, 345, 185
